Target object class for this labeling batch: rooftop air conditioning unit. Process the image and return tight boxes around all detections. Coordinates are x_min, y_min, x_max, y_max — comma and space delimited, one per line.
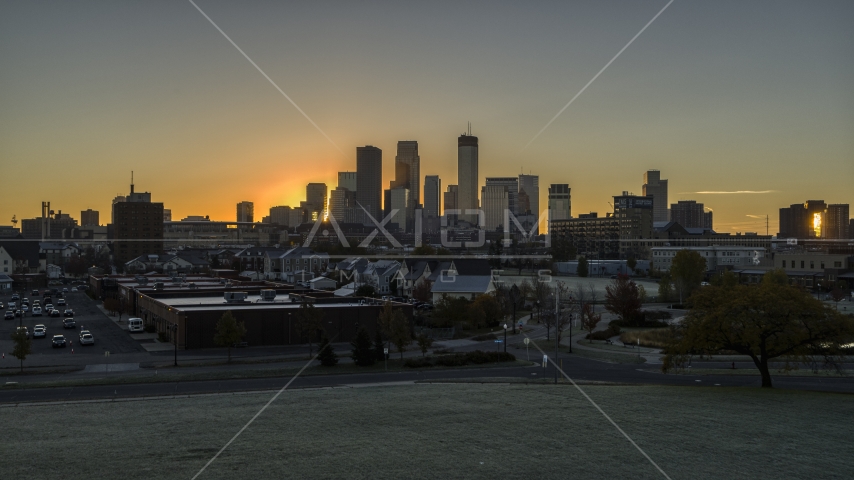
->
188, 282, 198, 290
136, 277, 149, 286
224, 292, 248, 303
153, 282, 164, 290
260, 289, 277, 301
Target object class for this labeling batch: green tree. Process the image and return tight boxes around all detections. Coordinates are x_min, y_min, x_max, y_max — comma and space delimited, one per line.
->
316, 331, 338, 367
670, 250, 707, 304
658, 272, 674, 302
412, 245, 436, 256
626, 256, 637, 273
577, 256, 589, 277
663, 270, 854, 388
604, 274, 642, 326
351, 326, 376, 366
296, 301, 324, 356
431, 294, 470, 328
468, 294, 503, 329
378, 301, 411, 360
213, 311, 247, 363
417, 333, 434, 357
11, 328, 32, 373
355, 284, 376, 298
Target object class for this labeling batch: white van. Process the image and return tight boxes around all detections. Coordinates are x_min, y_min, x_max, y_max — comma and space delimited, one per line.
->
128, 318, 144, 333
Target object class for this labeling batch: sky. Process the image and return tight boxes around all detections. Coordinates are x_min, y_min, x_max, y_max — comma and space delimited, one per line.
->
1, 0, 853, 235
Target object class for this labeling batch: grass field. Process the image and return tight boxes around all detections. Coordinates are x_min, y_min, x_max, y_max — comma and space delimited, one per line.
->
2, 384, 852, 479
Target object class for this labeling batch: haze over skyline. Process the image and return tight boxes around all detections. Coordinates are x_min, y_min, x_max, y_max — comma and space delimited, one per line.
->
2, 0, 852, 234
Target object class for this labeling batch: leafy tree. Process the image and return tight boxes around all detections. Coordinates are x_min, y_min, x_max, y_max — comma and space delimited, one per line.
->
670, 250, 707, 304
412, 244, 436, 256
626, 256, 637, 273
468, 294, 503, 329
416, 333, 434, 357
213, 311, 247, 363
658, 272, 674, 303
355, 284, 376, 298
374, 329, 386, 362
412, 280, 433, 302
10, 328, 32, 373
378, 301, 412, 360
431, 294, 469, 328
577, 256, 589, 277
579, 304, 602, 342
710, 269, 739, 288
604, 274, 642, 326
436, 247, 452, 256
296, 301, 324, 356
488, 240, 503, 269
351, 326, 376, 366
663, 270, 854, 388
316, 331, 338, 367
637, 284, 647, 304
830, 288, 847, 309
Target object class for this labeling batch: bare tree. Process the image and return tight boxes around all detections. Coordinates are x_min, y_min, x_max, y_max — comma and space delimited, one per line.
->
587, 282, 598, 306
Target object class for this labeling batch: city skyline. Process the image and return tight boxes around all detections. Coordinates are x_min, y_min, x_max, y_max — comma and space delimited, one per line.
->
1, 1, 852, 233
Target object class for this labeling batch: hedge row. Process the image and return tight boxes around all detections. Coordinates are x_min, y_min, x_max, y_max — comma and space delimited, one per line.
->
404, 350, 516, 368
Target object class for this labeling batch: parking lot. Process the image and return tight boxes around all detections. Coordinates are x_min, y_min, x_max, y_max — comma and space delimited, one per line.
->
0, 287, 146, 360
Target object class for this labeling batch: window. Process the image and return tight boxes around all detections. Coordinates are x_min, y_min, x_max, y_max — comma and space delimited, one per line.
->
835, 261, 842, 268
820, 262, 824, 270
810, 262, 814, 269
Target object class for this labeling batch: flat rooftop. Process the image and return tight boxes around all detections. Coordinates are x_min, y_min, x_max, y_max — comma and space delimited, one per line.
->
155, 294, 390, 312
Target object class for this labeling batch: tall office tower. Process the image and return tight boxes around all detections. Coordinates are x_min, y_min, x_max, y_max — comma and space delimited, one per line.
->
703, 210, 713, 231
485, 177, 518, 215
395, 140, 420, 206
237, 201, 254, 223
356, 146, 382, 224
269, 206, 293, 226
306, 183, 328, 219
329, 187, 356, 223
288, 207, 304, 227
423, 175, 441, 233
642, 170, 669, 223
481, 184, 510, 231
338, 172, 357, 192
423, 175, 441, 219
779, 200, 827, 238
81, 209, 99, 227
518, 174, 540, 235
111, 195, 126, 224
670, 200, 705, 229
444, 185, 458, 215
850, 219, 854, 240
457, 132, 479, 224
825, 204, 850, 239
547, 184, 571, 232
388, 187, 410, 232
162, 209, 172, 222
114, 182, 164, 265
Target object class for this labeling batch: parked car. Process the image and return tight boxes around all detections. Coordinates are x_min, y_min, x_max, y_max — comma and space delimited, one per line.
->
79, 332, 95, 346
17, 326, 30, 338
77, 285, 88, 291
0, 301, 4, 309
64, 309, 74, 317
21, 304, 29, 313
8, 302, 16, 310
11, 294, 19, 302
57, 298, 66, 307
15, 309, 22, 317
52, 335, 67, 348
4, 311, 13, 320
44, 303, 54, 312
32, 306, 42, 316
50, 309, 61, 317
63, 318, 76, 329
32, 289, 39, 296
62, 288, 69, 293
33, 325, 47, 338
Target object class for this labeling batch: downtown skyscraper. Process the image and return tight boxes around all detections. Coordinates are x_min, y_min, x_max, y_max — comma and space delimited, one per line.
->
356, 146, 382, 225
642, 170, 669, 223
457, 131, 479, 225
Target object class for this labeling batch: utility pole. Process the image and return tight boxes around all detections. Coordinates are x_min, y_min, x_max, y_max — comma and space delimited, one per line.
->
555, 289, 559, 385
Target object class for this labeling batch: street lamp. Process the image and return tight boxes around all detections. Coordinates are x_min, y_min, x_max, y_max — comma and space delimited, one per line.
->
535, 300, 540, 324
503, 324, 507, 353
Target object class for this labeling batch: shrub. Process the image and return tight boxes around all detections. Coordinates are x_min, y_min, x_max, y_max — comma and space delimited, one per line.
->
586, 325, 621, 341
404, 357, 433, 368
157, 331, 171, 343
620, 329, 671, 349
